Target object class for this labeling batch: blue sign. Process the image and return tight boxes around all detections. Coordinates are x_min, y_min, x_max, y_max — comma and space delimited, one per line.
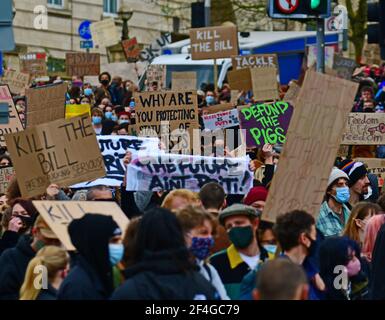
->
78, 20, 92, 40
80, 40, 94, 49
0, 0, 15, 51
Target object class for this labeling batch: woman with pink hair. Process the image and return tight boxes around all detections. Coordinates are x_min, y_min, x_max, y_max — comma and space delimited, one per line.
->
362, 214, 385, 262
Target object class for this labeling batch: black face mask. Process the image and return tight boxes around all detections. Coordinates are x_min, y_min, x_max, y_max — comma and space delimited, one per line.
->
100, 79, 110, 86
93, 198, 114, 202
305, 234, 317, 257
13, 215, 34, 233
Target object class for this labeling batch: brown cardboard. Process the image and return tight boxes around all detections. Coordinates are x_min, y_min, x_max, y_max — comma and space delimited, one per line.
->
146, 65, 167, 90
232, 54, 278, 70
66, 53, 100, 76
251, 67, 279, 102
0, 167, 15, 194
19, 53, 47, 79
228, 68, 252, 91
171, 72, 197, 91
121, 38, 141, 62
355, 158, 385, 187
90, 19, 120, 49
0, 70, 30, 95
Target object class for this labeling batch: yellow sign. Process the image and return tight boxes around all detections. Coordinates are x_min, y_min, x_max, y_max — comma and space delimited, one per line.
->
65, 104, 91, 119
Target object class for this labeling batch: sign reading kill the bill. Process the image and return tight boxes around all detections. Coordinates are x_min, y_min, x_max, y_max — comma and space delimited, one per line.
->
33, 201, 129, 251
263, 71, 359, 222
134, 91, 199, 153
355, 158, 385, 187
190, 25, 238, 60
19, 53, 47, 78
66, 53, 100, 76
232, 54, 278, 70
26, 83, 67, 127
5, 115, 106, 198
0, 85, 24, 147
341, 113, 385, 145
0, 70, 30, 95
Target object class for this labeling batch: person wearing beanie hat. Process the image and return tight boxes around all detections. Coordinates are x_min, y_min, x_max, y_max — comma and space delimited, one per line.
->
243, 186, 268, 212
317, 168, 351, 237
339, 160, 370, 207
210, 204, 272, 300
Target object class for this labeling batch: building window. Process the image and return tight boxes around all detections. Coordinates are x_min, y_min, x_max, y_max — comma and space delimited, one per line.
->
47, 0, 64, 8
104, 0, 118, 14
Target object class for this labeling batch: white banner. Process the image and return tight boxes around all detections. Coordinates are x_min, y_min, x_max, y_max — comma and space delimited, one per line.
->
203, 109, 240, 130
71, 135, 160, 188
126, 153, 253, 194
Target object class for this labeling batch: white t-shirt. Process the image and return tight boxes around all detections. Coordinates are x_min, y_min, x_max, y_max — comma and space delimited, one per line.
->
239, 253, 260, 270
94, 127, 102, 135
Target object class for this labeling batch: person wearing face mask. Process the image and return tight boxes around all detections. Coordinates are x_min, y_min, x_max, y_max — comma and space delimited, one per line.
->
317, 168, 351, 237
205, 91, 216, 106
117, 111, 130, 125
108, 76, 125, 106
91, 108, 104, 135
0, 215, 61, 300
319, 237, 368, 300
94, 72, 112, 106
210, 204, 271, 300
58, 214, 123, 300
176, 206, 230, 300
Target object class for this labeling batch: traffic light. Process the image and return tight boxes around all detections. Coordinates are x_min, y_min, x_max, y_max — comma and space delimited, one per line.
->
268, 0, 331, 19
367, 0, 385, 60
0, 0, 15, 51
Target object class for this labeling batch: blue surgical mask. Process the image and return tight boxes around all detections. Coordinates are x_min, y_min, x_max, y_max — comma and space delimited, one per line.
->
109, 243, 124, 266
84, 88, 93, 96
105, 111, 113, 119
263, 244, 277, 255
119, 119, 129, 125
129, 101, 135, 108
205, 96, 215, 105
111, 115, 118, 122
334, 187, 350, 204
92, 116, 102, 125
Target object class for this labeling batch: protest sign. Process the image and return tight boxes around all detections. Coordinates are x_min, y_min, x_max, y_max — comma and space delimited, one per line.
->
146, 64, 167, 90
66, 53, 100, 76
232, 54, 278, 70
126, 153, 253, 194
122, 37, 141, 62
341, 113, 385, 145
0, 166, 15, 194
190, 25, 238, 60
251, 67, 279, 102
205, 103, 234, 115
228, 68, 252, 91
355, 158, 385, 187
231, 90, 239, 106
333, 55, 356, 80
71, 135, 160, 188
90, 19, 120, 49
33, 201, 129, 251
26, 83, 67, 127
203, 109, 239, 130
19, 53, 47, 78
0, 85, 24, 147
83, 76, 100, 87
5, 115, 106, 198
0, 70, 30, 95
307, 45, 334, 69
100, 61, 146, 82
65, 104, 91, 119
263, 71, 358, 222
135, 91, 199, 153
238, 101, 294, 148
171, 72, 197, 91
284, 81, 301, 105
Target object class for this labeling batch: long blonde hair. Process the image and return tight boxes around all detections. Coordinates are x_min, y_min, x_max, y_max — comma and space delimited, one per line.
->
19, 246, 69, 300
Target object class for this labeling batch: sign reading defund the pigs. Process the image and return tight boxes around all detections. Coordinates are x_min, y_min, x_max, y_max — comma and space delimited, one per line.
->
5, 115, 106, 198
238, 101, 294, 148
126, 153, 253, 194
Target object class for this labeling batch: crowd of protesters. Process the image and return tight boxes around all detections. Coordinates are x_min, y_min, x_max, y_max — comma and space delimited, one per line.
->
1, 61, 385, 301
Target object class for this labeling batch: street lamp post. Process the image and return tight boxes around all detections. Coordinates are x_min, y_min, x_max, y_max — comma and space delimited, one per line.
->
118, 5, 134, 40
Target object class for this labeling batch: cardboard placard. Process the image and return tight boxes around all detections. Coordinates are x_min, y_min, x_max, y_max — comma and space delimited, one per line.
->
171, 72, 197, 91
5, 115, 106, 198
228, 68, 252, 91
202, 109, 240, 130
238, 102, 294, 148
90, 19, 120, 49
121, 37, 141, 63
66, 53, 100, 76
231, 90, 239, 106
355, 158, 385, 187
333, 55, 356, 80
146, 64, 167, 90
134, 91, 199, 153
204, 103, 234, 115
263, 71, 358, 222
100, 61, 146, 82
307, 45, 335, 69
19, 53, 47, 79
65, 104, 91, 119
0, 70, 30, 95
341, 113, 385, 145
232, 54, 278, 70
26, 83, 67, 127
190, 26, 238, 60
0, 85, 24, 147
0, 167, 15, 194
284, 81, 301, 105
251, 67, 279, 102
83, 76, 100, 87
33, 201, 129, 251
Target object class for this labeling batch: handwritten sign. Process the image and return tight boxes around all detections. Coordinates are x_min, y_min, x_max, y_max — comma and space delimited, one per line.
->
90, 19, 120, 49
190, 26, 238, 60
19, 53, 47, 78
203, 109, 239, 130
5, 115, 106, 198
0, 85, 24, 147
146, 64, 167, 90
126, 153, 253, 194
205, 103, 234, 115
26, 83, 67, 127
251, 67, 279, 102
228, 68, 252, 91
232, 54, 278, 70
71, 135, 160, 188
66, 53, 100, 76
238, 101, 293, 148
307, 45, 335, 69
172, 72, 197, 91
333, 55, 356, 80
122, 37, 141, 62
355, 158, 385, 187
0, 70, 30, 95
33, 201, 129, 251
65, 104, 91, 119
341, 113, 385, 145
0, 167, 15, 194
83, 76, 100, 87
263, 71, 358, 222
